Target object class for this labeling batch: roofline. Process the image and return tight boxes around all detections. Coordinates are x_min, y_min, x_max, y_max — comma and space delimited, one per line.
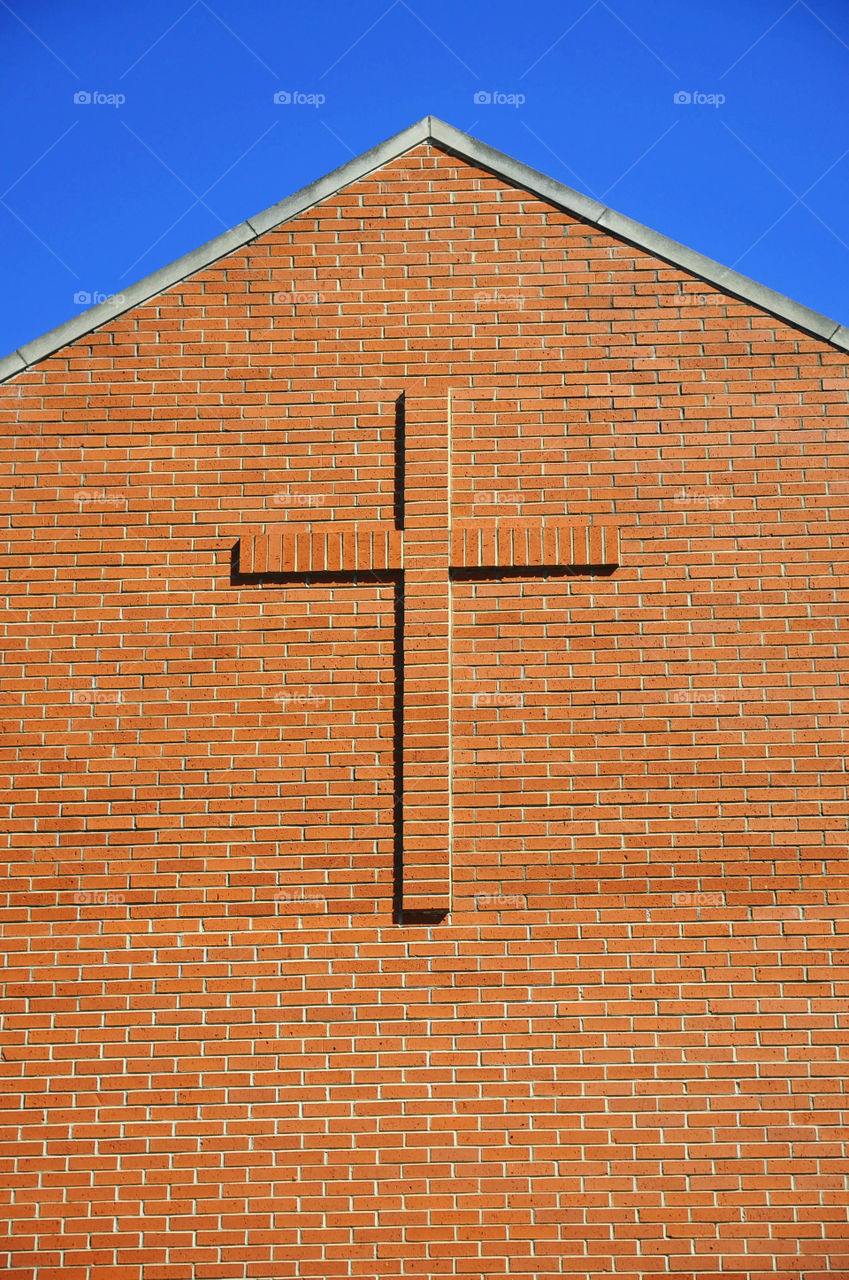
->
1, 113, 847, 382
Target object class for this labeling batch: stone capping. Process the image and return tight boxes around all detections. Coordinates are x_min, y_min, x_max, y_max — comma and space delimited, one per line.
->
1, 114, 847, 383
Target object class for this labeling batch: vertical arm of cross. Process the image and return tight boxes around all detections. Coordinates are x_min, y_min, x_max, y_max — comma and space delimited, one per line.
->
401, 388, 453, 915
233, 395, 620, 924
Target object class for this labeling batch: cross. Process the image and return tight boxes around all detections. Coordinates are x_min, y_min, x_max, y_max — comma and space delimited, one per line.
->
234, 388, 618, 922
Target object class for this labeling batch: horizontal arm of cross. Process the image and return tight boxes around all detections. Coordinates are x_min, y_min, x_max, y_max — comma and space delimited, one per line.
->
238, 519, 619, 576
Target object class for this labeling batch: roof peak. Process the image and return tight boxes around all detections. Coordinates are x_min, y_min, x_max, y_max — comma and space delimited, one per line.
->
2, 114, 847, 381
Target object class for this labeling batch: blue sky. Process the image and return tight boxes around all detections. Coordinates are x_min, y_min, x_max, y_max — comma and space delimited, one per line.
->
2, 0, 849, 357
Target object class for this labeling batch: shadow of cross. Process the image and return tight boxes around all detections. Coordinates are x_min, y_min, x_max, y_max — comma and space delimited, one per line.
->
233, 389, 619, 923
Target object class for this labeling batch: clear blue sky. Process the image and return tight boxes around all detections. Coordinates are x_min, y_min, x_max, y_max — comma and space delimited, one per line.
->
2, 0, 848, 357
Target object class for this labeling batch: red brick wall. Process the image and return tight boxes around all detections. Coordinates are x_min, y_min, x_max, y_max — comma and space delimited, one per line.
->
1, 141, 848, 1279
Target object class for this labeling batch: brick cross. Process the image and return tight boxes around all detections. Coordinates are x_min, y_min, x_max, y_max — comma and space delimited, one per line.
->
236, 390, 618, 921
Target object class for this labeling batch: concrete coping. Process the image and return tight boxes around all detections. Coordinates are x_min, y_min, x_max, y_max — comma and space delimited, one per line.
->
1, 114, 846, 383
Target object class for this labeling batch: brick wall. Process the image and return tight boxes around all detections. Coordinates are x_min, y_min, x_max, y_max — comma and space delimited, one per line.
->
1, 141, 848, 1278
